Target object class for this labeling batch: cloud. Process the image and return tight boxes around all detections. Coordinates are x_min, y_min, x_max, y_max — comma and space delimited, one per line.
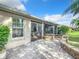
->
0, 0, 27, 11
44, 14, 79, 26
72, 14, 79, 19
44, 14, 62, 22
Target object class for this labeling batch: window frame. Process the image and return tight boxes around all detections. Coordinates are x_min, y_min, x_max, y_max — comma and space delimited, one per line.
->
12, 17, 24, 40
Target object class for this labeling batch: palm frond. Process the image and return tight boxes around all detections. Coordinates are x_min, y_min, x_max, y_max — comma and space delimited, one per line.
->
63, 0, 79, 16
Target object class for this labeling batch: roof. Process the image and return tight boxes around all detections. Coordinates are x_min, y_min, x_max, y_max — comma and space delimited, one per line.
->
0, 4, 58, 25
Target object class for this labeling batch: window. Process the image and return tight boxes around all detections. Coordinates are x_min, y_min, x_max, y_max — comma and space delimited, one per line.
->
44, 24, 54, 34
12, 18, 23, 38
38, 24, 42, 34
48, 26, 54, 34
31, 22, 37, 32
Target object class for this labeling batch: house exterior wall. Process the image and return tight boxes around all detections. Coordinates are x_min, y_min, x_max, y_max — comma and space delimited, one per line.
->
0, 11, 31, 49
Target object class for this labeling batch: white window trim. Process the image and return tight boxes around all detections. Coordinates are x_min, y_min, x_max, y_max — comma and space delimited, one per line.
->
12, 17, 24, 40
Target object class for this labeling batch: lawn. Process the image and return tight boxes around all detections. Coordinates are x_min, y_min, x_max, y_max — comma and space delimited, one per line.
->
68, 42, 79, 47
68, 31, 79, 48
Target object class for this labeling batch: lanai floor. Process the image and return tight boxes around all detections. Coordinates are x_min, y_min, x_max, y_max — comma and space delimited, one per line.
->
6, 40, 74, 59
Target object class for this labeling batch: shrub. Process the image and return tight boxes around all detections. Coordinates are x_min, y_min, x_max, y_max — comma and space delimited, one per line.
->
0, 24, 10, 51
59, 25, 69, 35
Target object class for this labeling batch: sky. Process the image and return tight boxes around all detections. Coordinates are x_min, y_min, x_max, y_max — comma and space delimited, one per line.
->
0, 0, 79, 26
21, 0, 72, 17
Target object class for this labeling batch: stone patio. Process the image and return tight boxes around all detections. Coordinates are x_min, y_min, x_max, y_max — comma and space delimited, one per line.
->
6, 40, 74, 59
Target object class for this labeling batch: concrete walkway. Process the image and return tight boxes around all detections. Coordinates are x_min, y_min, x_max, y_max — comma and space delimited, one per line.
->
6, 40, 74, 59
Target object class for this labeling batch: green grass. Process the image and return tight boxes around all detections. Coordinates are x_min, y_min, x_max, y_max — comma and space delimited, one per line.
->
68, 41, 79, 47
68, 31, 79, 42
68, 31, 79, 48
68, 37, 79, 42
68, 31, 79, 36
69, 43, 79, 48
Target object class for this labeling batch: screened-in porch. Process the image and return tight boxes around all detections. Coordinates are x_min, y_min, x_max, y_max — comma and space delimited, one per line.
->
31, 21, 43, 41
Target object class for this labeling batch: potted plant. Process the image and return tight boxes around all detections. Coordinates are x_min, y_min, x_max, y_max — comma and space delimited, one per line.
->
0, 24, 10, 59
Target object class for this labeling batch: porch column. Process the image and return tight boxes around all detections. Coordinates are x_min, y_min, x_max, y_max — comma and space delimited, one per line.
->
53, 25, 55, 39
36, 23, 38, 33
42, 22, 44, 39
56, 26, 58, 35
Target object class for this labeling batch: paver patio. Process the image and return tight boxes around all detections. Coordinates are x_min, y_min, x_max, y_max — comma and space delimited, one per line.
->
6, 40, 74, 59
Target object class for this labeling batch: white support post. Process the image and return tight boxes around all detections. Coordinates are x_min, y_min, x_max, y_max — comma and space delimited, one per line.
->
53, 26, 55, 39
53, 26, 55, 34
36, 23, 38, 33
56, 26, 58, 35
42, 22, 44, 39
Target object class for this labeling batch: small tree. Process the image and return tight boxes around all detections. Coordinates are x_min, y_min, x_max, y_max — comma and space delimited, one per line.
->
0, 25, 10, 51
71, 18, 79, 31
59, 25, 69, 35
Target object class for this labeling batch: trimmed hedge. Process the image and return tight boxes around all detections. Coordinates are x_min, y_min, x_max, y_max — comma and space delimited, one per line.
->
0, 25, 10, 51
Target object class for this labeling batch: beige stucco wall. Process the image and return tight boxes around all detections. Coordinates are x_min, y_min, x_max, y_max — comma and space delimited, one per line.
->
0, 11, 31, 49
